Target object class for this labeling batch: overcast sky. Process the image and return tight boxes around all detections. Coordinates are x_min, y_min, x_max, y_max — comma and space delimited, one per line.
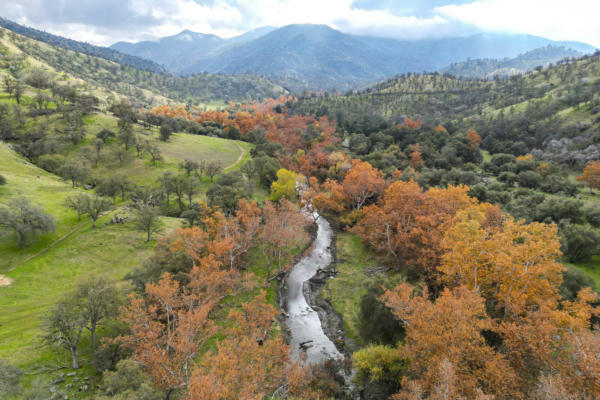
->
2, 0, 600, 47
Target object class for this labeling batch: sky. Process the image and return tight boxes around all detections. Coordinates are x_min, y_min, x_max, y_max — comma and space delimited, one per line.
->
2, 0, 600, 47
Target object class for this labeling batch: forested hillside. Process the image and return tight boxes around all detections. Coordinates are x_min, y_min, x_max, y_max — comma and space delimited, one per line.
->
293, 51, 600, 164
0, 27, 287, 107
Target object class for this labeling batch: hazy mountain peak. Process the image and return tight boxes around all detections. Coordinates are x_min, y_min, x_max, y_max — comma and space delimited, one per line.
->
110, 23, 596, 92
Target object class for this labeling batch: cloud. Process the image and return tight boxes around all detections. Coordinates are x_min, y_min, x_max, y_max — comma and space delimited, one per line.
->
1, 0, 598, 47
437, 0, 600, 48
2, 0, 245, 45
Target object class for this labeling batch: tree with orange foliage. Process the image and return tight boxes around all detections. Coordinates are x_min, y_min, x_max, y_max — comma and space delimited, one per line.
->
440, 206, 564, 318
341, 159, 385, 212
214, 200, 262, 270
577, 160, 600, 191
311, 178, 346, 214
434, 124, 447, 132
397, 117, 422, 130
439, 205, 600, 396
466, 129, 482, 148
353, 181, 474, 281
381, 284, 519, 399
235, 111, 256, 135
499, 289, 600, 396
409, 150, 423, 170
187, 293, 330, 399
259, 200, 309, 279
116, 273, 220, 398
187, 291, 298, 400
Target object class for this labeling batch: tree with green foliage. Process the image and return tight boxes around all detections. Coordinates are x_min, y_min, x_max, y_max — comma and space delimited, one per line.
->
85, 195, 112, 228
353, 345, 407, 394
205, 160, 222, 182
170, 175, 188, 212
42, 300, 86, 369
157, 171, 175, 205
74, 276, 120, 351
97, 129, 116, 143
180, 203, 204, 226
159, 123, 173, 141
64, 193, 90, 221
178, 159, 199, 177
13, 79, 23, 104
584, 203, 600, 228
97, 360, 162, 400
559, 223, 600, 262
0, 197, 56, 247
118, 118, 135, 150
183, 176, 201, 207
59, 159, 90, 188
0, 360, 22, 397
112, 175, 132, 201
145, 143, 163, 166
133, 204, 163, 242
206, 171, 253, 213
94, 138, 105, 166
358, 282, 404, 345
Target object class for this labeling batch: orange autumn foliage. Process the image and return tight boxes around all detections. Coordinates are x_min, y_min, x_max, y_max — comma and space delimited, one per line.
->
397, 117, 422, 130
353, 181, 475, 281
341, 159, 385, 211
187, 291, 290, 400
382, 284, 518, 399
259, 199, 309, 279
440, 206, 564, 318
467, 129, 482, 148
409, 151, 423, 170
438, 205, 600, 396
577, 160, 600, 190
116, 271, 228, 395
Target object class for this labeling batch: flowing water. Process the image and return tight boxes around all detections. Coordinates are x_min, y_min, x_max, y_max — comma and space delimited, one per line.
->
285, 212, 344, 364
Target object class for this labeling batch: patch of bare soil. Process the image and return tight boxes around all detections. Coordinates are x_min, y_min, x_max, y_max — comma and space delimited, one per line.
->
0, 274, 13, 286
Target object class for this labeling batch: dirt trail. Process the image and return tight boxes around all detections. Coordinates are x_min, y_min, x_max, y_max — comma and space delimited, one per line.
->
8, 220, 88, 272
224, 142, 247, 170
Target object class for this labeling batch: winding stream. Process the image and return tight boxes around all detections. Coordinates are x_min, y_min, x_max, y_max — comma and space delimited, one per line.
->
285, 212, 344, 364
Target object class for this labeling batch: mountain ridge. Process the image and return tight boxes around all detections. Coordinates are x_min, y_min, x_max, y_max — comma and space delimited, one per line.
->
111, 24, 596, 91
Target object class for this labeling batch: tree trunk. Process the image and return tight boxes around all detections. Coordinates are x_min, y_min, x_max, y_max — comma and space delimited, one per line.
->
91, 322, 97, 350
147, 229, 151, 242
71, 346, 79, 369
17, 231, 26, 247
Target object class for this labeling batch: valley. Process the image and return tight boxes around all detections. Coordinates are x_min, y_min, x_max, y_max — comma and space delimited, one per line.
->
0, 8, 599, 400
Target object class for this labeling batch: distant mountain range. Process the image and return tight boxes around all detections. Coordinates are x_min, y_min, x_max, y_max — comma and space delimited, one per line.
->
111, 24, 597, 91
441, 45, 592, 78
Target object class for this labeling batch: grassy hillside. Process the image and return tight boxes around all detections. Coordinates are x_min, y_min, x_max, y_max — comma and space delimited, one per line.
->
0, 141, 181, 390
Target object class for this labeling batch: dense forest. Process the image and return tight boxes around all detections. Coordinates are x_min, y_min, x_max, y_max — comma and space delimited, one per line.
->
0, 22, 599, 400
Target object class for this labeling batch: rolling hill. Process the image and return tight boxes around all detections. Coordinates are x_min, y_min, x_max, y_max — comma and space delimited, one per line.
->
0, 16, 167, 74
0, 22, 287, 107
112, 24, 596, 92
